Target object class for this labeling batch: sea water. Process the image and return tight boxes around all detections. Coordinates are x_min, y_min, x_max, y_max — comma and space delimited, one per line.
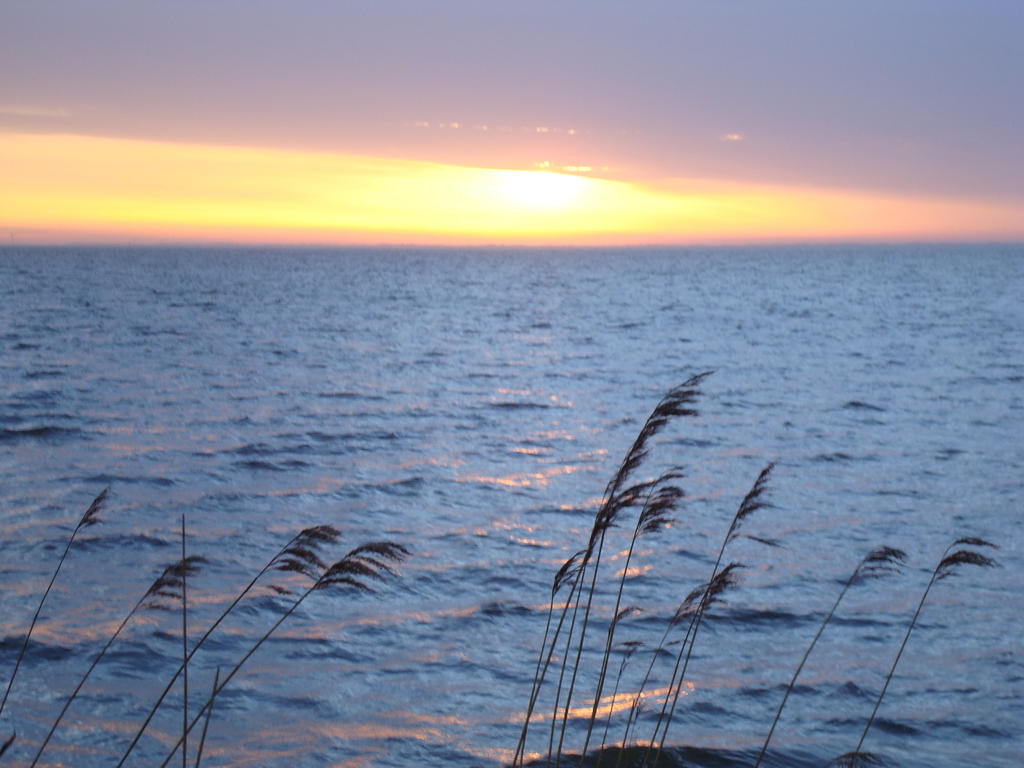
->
0, 245, 1021, 767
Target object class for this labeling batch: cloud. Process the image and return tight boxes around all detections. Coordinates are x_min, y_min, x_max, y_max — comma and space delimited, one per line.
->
719, 132, 744, 142
535, 161, 599, 175
411, 120, 583, 136
0, 105, 70, 118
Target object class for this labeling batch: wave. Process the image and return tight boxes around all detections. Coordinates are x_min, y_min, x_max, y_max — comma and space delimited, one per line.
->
842, 400, 885, 412
488, 401, 553, 410
0, 425, 82, 441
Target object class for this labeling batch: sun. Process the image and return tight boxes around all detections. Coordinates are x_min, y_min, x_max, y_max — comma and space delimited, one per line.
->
490, 169, 589, 212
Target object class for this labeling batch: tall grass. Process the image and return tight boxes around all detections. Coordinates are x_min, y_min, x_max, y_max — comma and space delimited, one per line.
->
155, 541, 409, 768
644, 463, 774, 767
0, 377, 1003, 768
582, 470, 684, 758
1, 496, 406, 766
29, 555, 205, 767
826, 538, 998, 768
114, 524, 344, 767
551, 373, 710, 768
512, 549, 586, 767
753, 546, 906, 768
513, 378, 1001, 768
1, 488, 108, 720
596, 639, 642, 763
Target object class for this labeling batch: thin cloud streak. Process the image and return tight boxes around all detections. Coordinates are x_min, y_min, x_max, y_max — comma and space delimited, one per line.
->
0, 104, 69, 118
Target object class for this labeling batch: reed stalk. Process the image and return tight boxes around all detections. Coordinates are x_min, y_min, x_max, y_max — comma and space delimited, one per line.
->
181, 516, 189, 768
1, 488, 108, 719
615, 588, 702, 768
554, 523, 607, 767
30, 556, 204, 767
847, 538, 997, 759
753, 546, 906, 768
618, 567, 727, 768
644, 563, 745, 768
0, 731, 14, 758
550, 485, 659, 764
579, 472, 684, 763
645, 463, 774, 767
595, 639, 642, 767
193, 667, 219, 768
547, 560, 588, 767
553, 483, 655, 766
512, 549, 585, 767
550, 374, 710, 765
115, 524, 342, 768
156, 541, 408, 768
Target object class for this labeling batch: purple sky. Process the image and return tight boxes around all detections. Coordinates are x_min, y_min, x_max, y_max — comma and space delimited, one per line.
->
3, 0, 1022, 201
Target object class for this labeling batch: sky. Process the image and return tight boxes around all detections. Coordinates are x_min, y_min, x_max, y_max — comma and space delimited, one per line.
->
2, 0, 1022, 245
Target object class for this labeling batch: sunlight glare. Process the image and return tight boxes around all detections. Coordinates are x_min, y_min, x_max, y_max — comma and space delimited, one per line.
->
490, 170, 588, 211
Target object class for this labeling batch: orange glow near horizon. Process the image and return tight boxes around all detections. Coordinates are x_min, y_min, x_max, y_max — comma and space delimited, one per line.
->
1, 132, 1021, 245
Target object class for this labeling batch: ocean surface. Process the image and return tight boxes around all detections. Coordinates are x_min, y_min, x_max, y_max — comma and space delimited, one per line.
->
0, 245, 1020, 768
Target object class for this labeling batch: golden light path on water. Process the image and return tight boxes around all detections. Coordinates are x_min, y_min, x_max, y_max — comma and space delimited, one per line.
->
3, 132, 1021, 244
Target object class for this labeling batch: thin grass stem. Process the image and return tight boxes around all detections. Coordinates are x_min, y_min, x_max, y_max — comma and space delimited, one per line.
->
646, 463, 773, 767
514, 551, 584, 767
30, 556, 203, 767
194, 667, 220, 768
753, 547, 905, 768
181, 515, 189, 768
617, 608, 682, 762
1, 488, 108, 719
547, 561, 588, 767
156, 541, 406, 768
555, 530, 606, 767
580, 473, 682, 763
115, 525, 341, 768
159, 580, 317, 768
851, 539, 996, 756
595, 641, 641, 768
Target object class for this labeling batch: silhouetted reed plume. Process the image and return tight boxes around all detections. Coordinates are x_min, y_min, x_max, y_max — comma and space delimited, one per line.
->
644, 463, 774, 767
531, 373, 710, 768
1, 488, 108, 720
753, 546, 906, 768
841, 538, 998, 761
115, 524, 343, 767
156, 540, 409, 768
512, 376, 781, 768
30, 555, 205, 767
509, 379, 1009, 768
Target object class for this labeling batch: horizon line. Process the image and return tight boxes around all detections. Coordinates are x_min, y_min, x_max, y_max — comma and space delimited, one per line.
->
2, 238, 1023, 251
